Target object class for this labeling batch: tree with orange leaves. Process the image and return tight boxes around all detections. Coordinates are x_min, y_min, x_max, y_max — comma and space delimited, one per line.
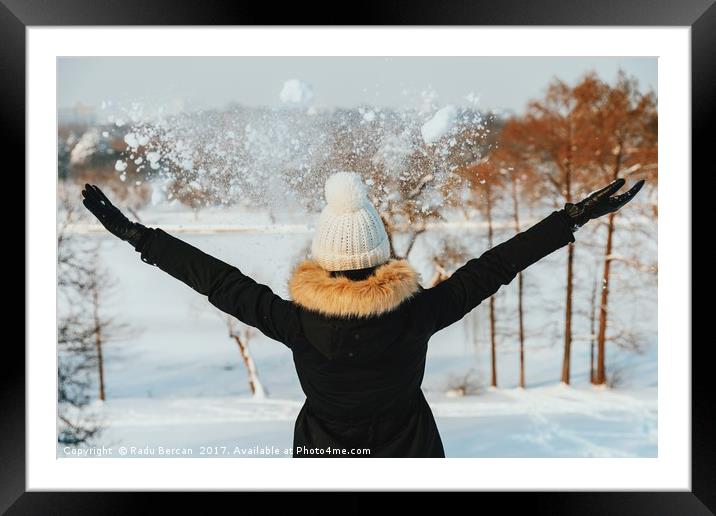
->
455, 157, 506, 388
575, 71, 658, 385
497, 71, 656, 386
487, 141, 541, 388
497, 79, 594, 384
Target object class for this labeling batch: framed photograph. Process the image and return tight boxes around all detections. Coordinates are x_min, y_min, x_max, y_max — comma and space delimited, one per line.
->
9, 0, 706, 511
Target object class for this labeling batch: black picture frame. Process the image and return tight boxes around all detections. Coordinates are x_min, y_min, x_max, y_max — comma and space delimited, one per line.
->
6, 0, 705, 512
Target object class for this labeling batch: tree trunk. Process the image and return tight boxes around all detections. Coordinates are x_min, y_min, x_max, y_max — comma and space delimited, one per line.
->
486, 184, 497, 388
230, 326, 266, 397
381, 215, 397, 259
561, 167, 574, 385
489, 296, 497, 388
595, 147, 622, 386
403, 228, 425, 259
91, 282, 106, 401
595, 212, 616, 385
517, 273, 525, 388
511, 177, 526, 389
561, 244, 574, 384
590, 276, 598, 384
472, 309, 480, 352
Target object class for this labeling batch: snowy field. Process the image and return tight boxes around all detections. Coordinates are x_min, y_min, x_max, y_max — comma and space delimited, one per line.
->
64, 385, 656, 458
58, 204, 657, 458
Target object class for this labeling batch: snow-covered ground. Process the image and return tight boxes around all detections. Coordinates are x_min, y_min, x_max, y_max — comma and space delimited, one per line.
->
62, 384, 656, 458
58, 204, 657, 458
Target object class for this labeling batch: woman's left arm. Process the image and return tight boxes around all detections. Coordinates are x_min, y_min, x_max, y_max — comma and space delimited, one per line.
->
81, 184, 301, 347
413, 178, 645, 334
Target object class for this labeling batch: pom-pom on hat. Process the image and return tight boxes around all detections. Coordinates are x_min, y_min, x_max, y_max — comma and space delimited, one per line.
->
311, 172, 391, 272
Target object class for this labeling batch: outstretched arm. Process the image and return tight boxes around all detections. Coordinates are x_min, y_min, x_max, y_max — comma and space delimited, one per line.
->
415, 178, 645, 334
81, 184, 301, 347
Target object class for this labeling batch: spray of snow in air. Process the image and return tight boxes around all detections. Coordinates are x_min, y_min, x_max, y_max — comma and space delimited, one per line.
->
101, 80, 491, 213
279, 79, 315, 106
421, 105, 460, 144
419, 88, 439, 114
70, 129, 101, 166
465, 92, 480, 106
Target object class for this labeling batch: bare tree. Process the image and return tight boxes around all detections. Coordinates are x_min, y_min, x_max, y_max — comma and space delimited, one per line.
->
428, 239, 471, 288
446, 369, 484, 397
226, 317, 266, 398
57, 310, 103, 445
377, 172, 434, 259
57, 184, 133, 445
57, 189, 99, 443
84, 261, 128, 401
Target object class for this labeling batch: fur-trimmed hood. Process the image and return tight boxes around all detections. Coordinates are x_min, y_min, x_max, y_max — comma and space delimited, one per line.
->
288, 259, 421, 318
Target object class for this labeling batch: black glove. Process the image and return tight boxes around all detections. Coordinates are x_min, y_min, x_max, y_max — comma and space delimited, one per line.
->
81, 184, 148, 248
565, 178, 645, 232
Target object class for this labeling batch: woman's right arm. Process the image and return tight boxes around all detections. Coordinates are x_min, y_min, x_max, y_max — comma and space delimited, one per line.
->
136, 227, 301, 346
81, 184, 302, 347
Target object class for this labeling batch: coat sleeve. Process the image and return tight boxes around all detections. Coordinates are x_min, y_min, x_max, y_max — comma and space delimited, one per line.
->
135, 228, 302, 348
414, 210, 576, 335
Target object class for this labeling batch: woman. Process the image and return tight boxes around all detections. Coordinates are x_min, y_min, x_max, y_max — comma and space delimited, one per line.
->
81, 172, 643, 458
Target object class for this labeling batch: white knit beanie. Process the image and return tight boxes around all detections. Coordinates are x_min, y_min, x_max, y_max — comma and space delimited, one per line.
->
311, 172, 391, 272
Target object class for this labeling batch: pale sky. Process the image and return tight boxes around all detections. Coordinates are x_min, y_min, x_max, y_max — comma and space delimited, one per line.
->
58, 56, 657, 115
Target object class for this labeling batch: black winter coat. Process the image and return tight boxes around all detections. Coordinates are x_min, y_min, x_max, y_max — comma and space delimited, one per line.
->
136, 210, 576, 458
